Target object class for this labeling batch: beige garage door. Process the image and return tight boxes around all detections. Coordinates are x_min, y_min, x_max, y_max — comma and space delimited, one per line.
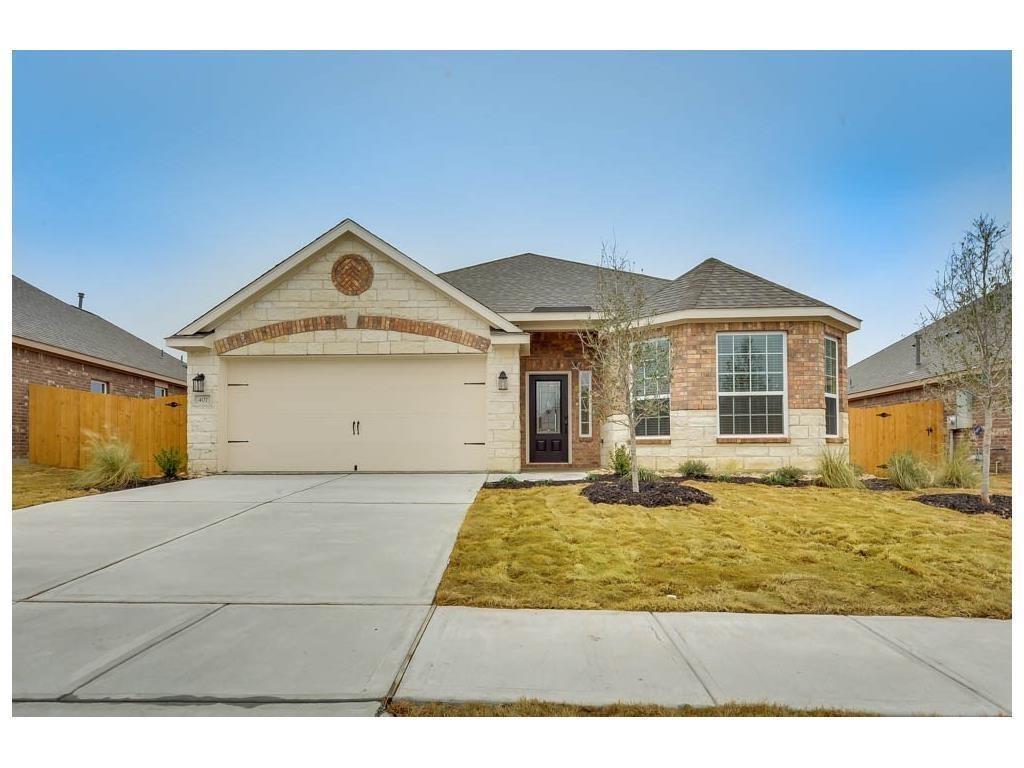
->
225, 355, 487, 472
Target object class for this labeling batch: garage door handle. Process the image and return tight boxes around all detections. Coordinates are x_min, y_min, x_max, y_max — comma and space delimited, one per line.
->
352, 420, 356, 435
356, 420, 360, 435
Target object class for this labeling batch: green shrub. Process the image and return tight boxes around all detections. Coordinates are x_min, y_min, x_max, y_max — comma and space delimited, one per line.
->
492, 476, 520, 487
154, 447, 186, 479
76, 436, 140, 490
610, 445, 632, 476
935, 441, 981, 488
886, 451, 931, 490
678, 459, 710, 479
764, 465, 806, 487
816, 448, 863, 489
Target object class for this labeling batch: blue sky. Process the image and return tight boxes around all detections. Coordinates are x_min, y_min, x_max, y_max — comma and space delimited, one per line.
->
13, 51, 1010, 363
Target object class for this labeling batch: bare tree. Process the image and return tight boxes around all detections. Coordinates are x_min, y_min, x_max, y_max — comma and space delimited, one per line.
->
924, 215, 1011, 503
578, 241, 670, 493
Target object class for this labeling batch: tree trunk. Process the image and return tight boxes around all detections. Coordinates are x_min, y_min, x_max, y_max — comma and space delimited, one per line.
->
628, 426, 640, 494
980, 405, 993, 504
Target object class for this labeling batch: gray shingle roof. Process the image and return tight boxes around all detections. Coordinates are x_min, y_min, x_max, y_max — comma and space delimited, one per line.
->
439, 253, 672, 314
848, 284, 1010, 395
642, 257, 840, 315
13, 276, 187, 383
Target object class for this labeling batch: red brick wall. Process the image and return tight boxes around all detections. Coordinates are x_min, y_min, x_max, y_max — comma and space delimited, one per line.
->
520, 332, 601, 469
666, 320, 848, 412
12, 344, 186, 459
850, 385, 1011, 472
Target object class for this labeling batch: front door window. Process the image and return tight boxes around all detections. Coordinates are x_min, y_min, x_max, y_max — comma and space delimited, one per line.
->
536, 381, 561, 434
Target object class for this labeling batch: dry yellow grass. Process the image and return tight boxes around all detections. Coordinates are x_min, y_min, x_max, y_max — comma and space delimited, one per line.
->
388, 699, 872, 717
12, 464, 96, 509
436, 481, 1010, 617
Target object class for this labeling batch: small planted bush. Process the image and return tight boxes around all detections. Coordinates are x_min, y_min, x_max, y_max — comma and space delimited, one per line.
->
715, 459, 743, 482
764, 465, 806, 487
609, 444, 632, 476
76, 436, 140, 490
154, 447, 186, 479
935, 441, 981, 488
678, 459, 710, 479
635, 466, 661, 483
817, 448, 863, 489
886, 451, 931, 491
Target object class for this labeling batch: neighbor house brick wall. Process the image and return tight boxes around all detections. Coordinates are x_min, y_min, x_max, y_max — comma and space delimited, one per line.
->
850, 385, 1011, 473
214, 233, 490, 356
519, 332, 600, 469
12, 343, 185, 460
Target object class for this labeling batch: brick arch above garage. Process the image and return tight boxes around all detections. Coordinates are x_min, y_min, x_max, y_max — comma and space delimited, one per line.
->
215, 313, 490, 354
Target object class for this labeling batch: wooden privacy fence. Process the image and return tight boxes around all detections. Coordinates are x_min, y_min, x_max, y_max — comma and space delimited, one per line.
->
849, 399, 945, 476
28, 384, 187, 477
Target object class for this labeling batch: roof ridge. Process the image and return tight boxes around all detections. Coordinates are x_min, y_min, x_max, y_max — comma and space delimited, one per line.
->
440, 252, 671, 282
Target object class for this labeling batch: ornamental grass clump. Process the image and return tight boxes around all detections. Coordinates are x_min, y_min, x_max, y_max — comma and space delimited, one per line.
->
935, 441, 981, 489
886, 451, 931, 491
816, 448, 863, 489
76, 436, 140, 490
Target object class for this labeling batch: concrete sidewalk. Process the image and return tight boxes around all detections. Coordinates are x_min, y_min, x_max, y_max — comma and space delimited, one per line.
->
397, 607, 1011, 716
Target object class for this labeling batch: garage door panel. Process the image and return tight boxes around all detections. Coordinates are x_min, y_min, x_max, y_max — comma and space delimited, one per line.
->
225, 356, 486, 472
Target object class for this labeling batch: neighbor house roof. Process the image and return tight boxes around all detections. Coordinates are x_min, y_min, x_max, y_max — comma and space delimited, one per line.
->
848, 283, 1011, 397
13, 276, 187, 383
439, 253, 672, 314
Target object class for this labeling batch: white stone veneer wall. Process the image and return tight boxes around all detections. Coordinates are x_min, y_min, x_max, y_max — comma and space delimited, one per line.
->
185, 349, 224, 474
486, 345, 521, 472
600, 409, 850, 472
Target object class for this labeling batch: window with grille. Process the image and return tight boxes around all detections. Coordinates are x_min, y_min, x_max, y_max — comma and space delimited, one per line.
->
717, 332, 786, 436
824, 336, 838, 436
633, 337, 670, 437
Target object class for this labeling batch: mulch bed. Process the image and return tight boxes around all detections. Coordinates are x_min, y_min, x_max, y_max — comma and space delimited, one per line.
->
913, 493, 1012, 519
483, 477, 591, 489
82, 475, 189, 494
861, 478, 899, 491
581, 477, 715, 508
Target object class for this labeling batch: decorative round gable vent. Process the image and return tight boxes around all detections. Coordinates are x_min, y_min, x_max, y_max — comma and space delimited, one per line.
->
331, 254, 374, 295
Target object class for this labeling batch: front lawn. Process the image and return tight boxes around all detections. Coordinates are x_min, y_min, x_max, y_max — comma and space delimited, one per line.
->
12, 464, 96, 509
388, 700, 871, 717
436, 481, 1010, 618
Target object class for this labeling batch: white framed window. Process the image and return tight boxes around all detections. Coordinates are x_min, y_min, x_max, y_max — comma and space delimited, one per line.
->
154, 385, 169, 397
824, 336, 839, 436
89, 379, 109, 394
578, 370, 592, 438
633, 337, 671, 437
717, 332, 787, 436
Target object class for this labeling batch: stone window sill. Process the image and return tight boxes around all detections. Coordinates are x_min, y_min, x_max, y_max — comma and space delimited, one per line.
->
636, 438, 672, 446
825, 437, 847, 444
717, 437, 791, 444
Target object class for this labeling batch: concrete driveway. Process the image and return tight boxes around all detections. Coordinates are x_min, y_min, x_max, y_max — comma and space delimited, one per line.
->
13, 473, 482, 716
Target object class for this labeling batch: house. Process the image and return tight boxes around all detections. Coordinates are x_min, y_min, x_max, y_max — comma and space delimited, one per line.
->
166, 219, 860, 474
848, 295, 1011, 473
12, 276, 188, 460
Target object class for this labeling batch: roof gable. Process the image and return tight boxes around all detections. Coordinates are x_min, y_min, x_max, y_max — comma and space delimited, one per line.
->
643, 258, 845, 315
13, 277, 187, 383
174, 219, 520, 336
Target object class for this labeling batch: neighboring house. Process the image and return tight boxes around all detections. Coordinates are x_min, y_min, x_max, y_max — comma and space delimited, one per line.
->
12, 276, 188, 460
848, 296, 1012, 473
167, 219, 860, 474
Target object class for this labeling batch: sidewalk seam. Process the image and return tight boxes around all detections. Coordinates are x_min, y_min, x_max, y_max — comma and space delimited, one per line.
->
847, 617, 1008, 714
378, 604, 437, 716
648, 613, 719, 705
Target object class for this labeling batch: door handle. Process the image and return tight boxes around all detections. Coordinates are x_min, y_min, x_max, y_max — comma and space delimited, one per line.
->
356, 420, 360, 435
352, 420, 356, 435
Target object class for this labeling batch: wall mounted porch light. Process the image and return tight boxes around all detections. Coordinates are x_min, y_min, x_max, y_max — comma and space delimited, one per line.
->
497, 371, 508, 391
192, 373, 206, 393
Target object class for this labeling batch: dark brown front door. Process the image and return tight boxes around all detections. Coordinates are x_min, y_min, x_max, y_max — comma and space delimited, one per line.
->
529, 374, 569, 463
